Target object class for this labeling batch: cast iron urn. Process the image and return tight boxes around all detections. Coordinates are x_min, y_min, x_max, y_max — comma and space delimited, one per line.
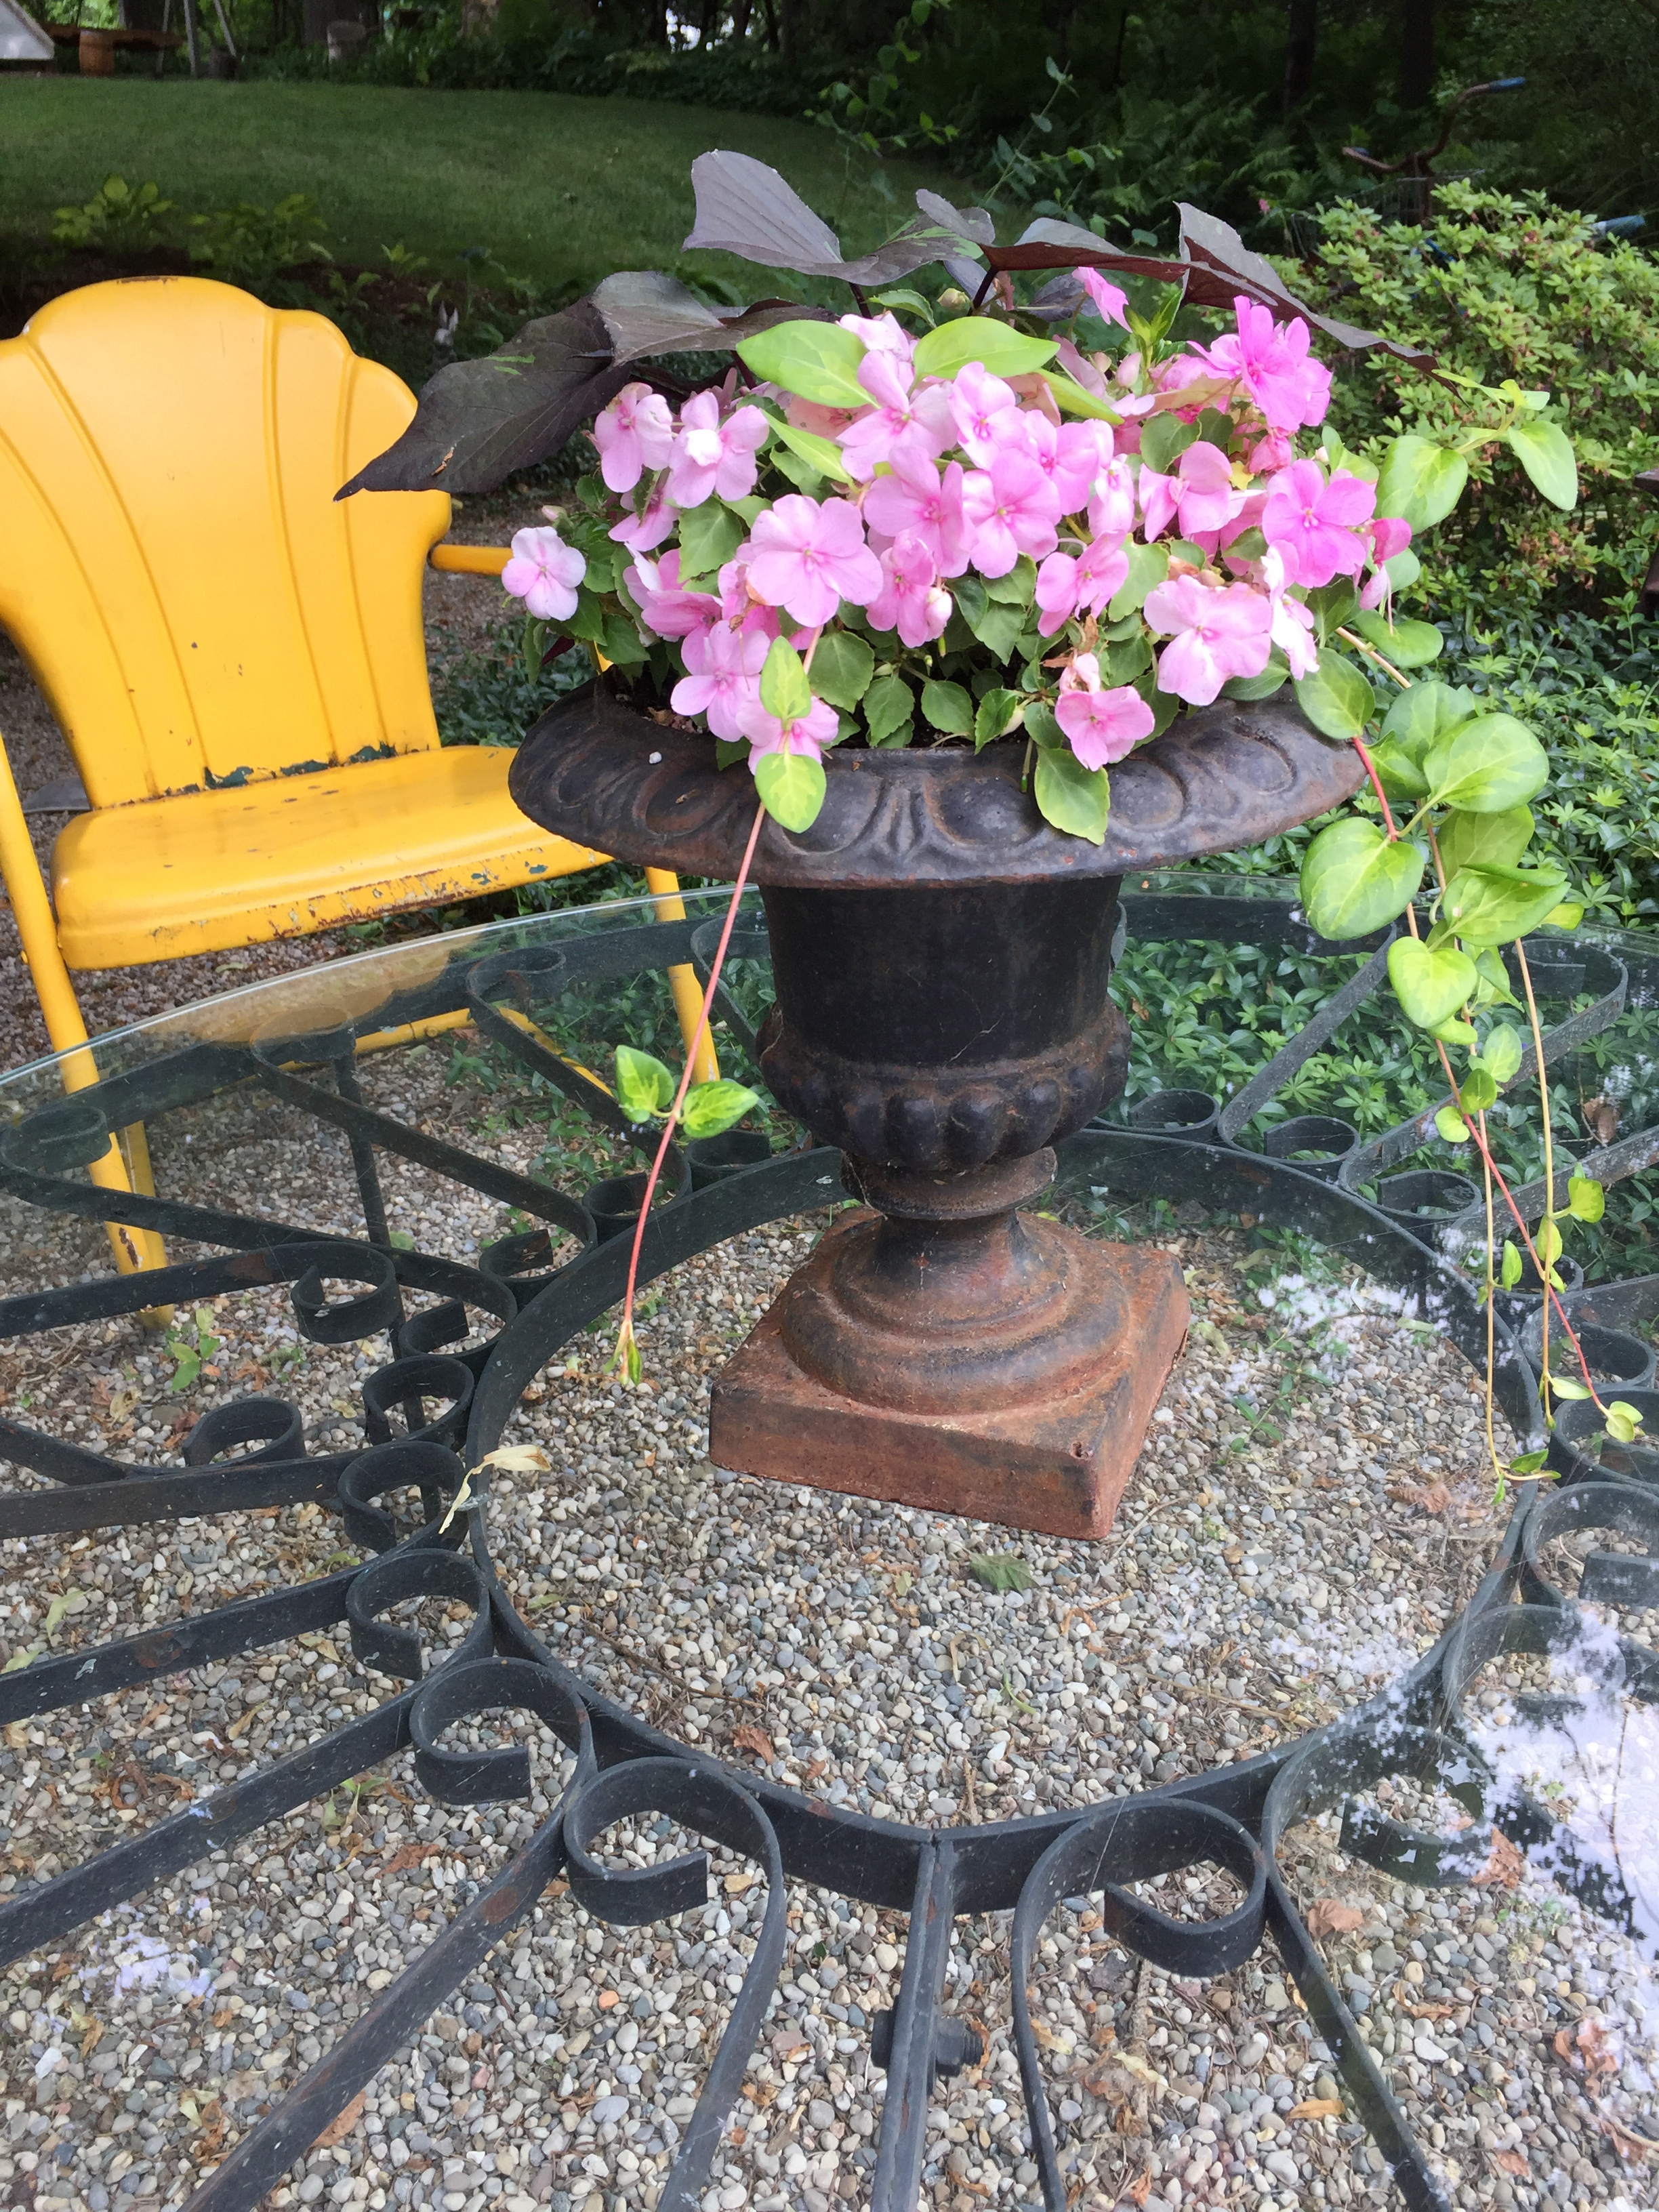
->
510, 686, 1362, 1536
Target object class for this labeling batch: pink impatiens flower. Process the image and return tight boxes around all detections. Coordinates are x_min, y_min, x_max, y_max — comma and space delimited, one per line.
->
737, 691, 840, 763
1261, 547, 1319, 678
501, 526, 586, 621
1143, 574, 1273, 704
838, 349, 954, 483
625, 550, 720, 646
1034, 534, 1130, 634
1079, 268, 1130, 329
1173, 440, 1246, 538
665, 391, 769, 510
962, 453, 1062, 576
609, 476, 678, 554
1137, 466, 1179, 542
1025, 415, 1111, 517
1261, 458, 1376, 588
1200, 296, 1331, 434
862, 457, 971, 578
947, 361, 1023, 466
1055, 679, 1155, 770
745, 495, 883, 626
591, 383, 674, 494
1088, 454, 1136, 541
866, 533, 952, 648
669, 621, 769, 741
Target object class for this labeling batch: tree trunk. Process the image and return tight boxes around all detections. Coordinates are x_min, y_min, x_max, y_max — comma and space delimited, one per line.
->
1397, 0, 1436, 109
1283, 0, 1318, 115
730, 0, 753, 41
777, 0, 802, 58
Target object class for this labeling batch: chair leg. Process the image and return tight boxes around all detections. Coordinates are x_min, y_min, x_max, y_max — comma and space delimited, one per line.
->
0, 737, 168, 1279
644, 869, 720, 1087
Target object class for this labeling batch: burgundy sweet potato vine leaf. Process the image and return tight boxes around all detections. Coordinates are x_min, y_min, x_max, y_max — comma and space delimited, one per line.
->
682, 149, 992, 285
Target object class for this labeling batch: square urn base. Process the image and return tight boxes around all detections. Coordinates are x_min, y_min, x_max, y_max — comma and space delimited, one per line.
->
708, 1237, 1189, 1540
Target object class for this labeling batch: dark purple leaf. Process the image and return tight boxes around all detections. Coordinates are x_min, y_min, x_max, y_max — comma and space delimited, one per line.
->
593, 270, 828, 366
683, 150, 847, 274
981, 210, 1433, 368
1176, 203, 1434, 365
683, 151, 993, 287
914, 190, 996, 249
336, 297, 631, 498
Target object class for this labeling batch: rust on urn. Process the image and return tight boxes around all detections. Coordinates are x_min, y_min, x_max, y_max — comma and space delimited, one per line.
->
508, 687, 1361, 1538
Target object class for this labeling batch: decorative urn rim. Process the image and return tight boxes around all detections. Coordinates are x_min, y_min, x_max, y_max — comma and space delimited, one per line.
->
509, 682, 1366, 888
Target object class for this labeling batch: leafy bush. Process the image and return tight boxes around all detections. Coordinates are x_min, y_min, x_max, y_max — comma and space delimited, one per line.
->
1294, 186, 1659, 614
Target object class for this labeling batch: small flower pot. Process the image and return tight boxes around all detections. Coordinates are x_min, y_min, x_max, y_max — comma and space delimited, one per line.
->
511, 683, 1361, 1536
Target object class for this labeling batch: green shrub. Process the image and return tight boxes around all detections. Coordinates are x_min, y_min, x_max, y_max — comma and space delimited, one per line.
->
1294, 185, 1659, 614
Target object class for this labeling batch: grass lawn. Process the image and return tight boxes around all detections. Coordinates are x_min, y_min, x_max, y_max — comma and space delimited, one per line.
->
0, 78, 960, 290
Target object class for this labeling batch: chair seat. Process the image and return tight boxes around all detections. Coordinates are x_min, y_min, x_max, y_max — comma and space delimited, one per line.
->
52, 745, 605, 967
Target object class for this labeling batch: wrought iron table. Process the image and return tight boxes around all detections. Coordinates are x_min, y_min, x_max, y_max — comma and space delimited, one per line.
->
0, 876, 1655, 2212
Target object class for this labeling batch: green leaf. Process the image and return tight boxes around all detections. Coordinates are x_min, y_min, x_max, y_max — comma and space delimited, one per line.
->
1605, 1401, 1645, 1444
1436, 805, 1534, 876
1567, 1174, 1605, 1223
1545, 902, 1585, 930
921, 678, 974, 736
1500, 1240, 1523, 1289
1033, 748, 1110, 843
1381, 678, 1477, 751
1549, 1373, 1591, 1401
680, 1080, 762, 1140
963, 595, 1025, 659
1387, 938, 1477, 1030
985, 554, 1037, 607
1504, 419, 1578, 510
1435, 1104, 1471, 1144
974, 687, 1025, 750
736, 320, 870, 409
1024, 699, 1064, 750
912, 316, 1056, 381
1220, 653, 1290, 703
754, 748, 826, 831
1348, 609, 1443, 666
714, 737, 749, 770
767, 415, 855, 487
1440, 862, 1571, 948
808, 628, 875, 710
1139, 413, 1201, 474
863, 672, 914, 746
771, 445, 826, 493
1481, 1023, 1523, 1084
1293, 647, 1376, 741
760, 636, 813, 725
968, 1553, 1033, 1593
1459, 1064, 1498, 1114
615, 1044, 674, 1122
1376, 435, 1470, 531
1423, 714, 1549, 814
1471, 947, 1522, 1010
1300, 819, 1424, 941
677, 500, 745, 583
1368, 737, 1431, 801
1306, 580, 1360, 642
1383, 548, 1422, 590
1509, 1447, 1549, 1475
1038, 369, 1121, 422
1538, 1218, 1564, 1271
872, 285, 935, 324
1107, 541, 1168, 620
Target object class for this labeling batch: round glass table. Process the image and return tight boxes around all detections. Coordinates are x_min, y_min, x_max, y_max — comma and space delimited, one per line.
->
0, 878, 1654, 2212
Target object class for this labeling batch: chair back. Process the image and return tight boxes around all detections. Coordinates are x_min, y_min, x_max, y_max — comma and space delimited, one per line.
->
0, 276, 450, 807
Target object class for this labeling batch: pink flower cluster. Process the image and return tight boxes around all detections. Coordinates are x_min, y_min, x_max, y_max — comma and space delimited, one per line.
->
506, 295, 1414, 785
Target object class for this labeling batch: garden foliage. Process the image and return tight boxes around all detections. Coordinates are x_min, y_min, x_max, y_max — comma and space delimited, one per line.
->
1299, 186, 1659, 615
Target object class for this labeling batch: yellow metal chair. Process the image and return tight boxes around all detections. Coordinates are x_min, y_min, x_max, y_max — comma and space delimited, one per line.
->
0, 276, 713, 1269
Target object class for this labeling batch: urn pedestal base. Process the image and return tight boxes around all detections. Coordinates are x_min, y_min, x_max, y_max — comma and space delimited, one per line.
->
708, 1204, 1190, 1541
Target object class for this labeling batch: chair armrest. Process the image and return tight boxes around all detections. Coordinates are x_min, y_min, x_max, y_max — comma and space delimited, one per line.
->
429, 544, 512, 576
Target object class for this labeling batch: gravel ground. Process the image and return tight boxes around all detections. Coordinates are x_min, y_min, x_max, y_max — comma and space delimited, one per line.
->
0, 1034, 1655, 2212
0, 490, 558, 1070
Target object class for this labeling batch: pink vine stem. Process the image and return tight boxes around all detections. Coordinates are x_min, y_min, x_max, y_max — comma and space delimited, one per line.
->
612, 800, 769, 1378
